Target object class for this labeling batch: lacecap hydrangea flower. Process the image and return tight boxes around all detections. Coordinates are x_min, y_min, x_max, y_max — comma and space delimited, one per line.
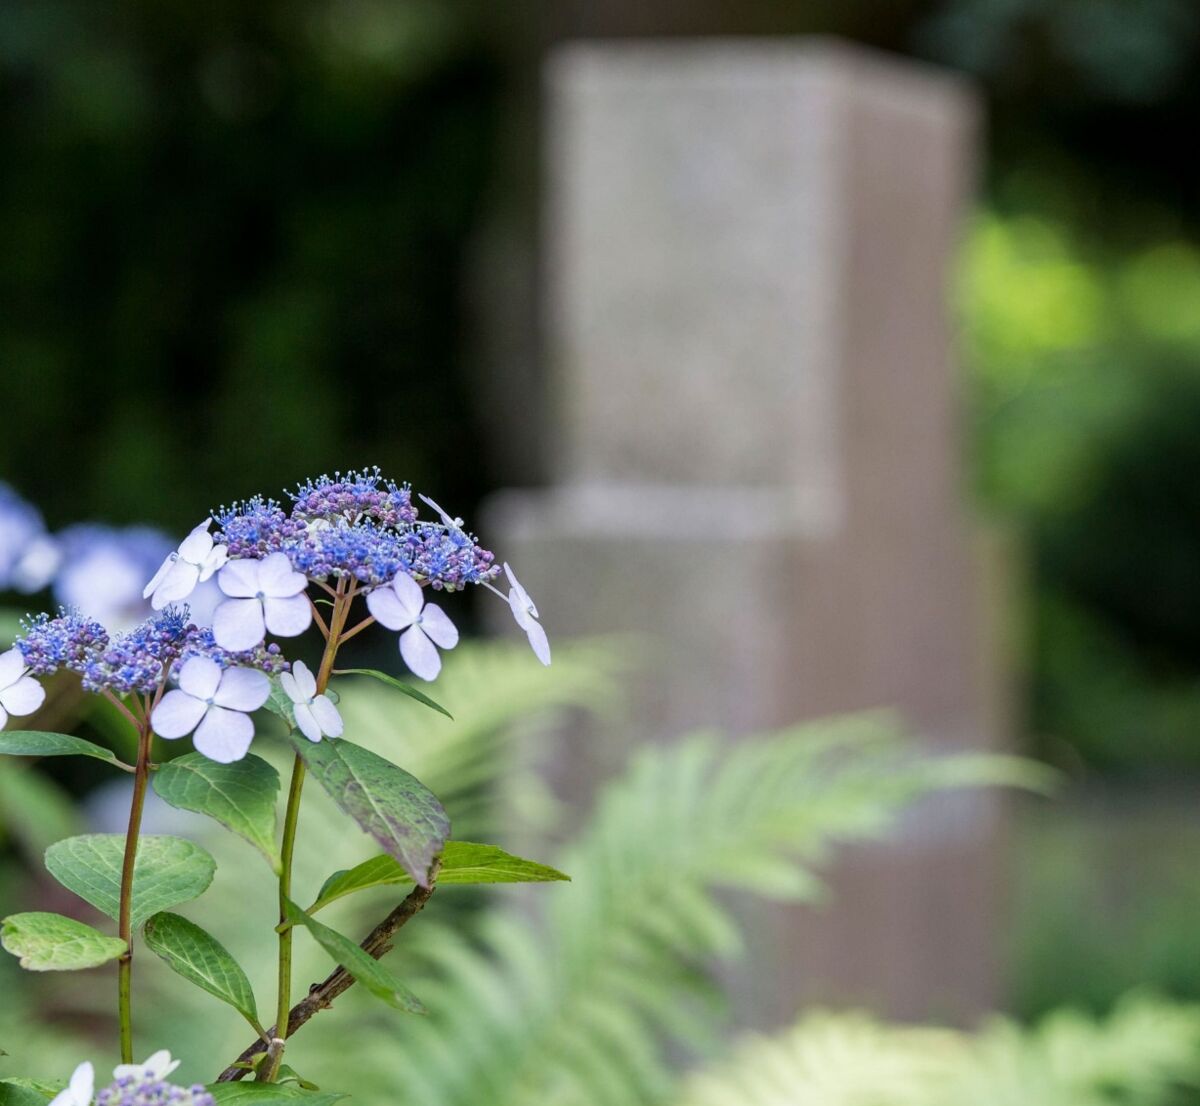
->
14, 607, 287, 761
148, 468, 549, 679
12, 468, 548, 760
49, 1051, 214, 1106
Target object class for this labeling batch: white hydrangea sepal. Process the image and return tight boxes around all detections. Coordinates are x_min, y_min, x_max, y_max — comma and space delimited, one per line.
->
0, 646, 46, 729
48, 1061, 93, 1106
112, 1050, 181, 1082
280, 659, 343, 743
366, 572, 459, 682
151, 656, 270, 764
144, 519, 229, 610
503, 563, 550, 666
212, 552, 311, 651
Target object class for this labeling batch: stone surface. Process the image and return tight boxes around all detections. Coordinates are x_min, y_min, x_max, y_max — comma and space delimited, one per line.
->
484, 39, 1009, 1024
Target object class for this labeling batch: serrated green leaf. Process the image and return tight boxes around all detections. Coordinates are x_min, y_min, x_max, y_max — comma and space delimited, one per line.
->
291, 735, 448, 888
332, 669, 452, 719
0, 912, 126, 971
284, 899, 424, 1015
153, 753, 281, 872
310, 841, 569, 913
44, 835, 216, 928
0, 1080, 54, 1105
143, 912, 262, 1031
206, 1085, 346, 1104
0, 730, 123, 766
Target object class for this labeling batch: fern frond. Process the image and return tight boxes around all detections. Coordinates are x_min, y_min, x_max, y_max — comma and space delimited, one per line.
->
673, 996, 1200, 1106
301, 712, 1027, 1106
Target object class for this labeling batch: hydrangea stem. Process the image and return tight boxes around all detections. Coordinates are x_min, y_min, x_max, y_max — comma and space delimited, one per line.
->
117, 713, 154, 1064
267, 580, 355, 1082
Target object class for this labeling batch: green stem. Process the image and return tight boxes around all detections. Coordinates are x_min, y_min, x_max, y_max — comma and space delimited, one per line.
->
117, 718, 154, 1064
266, 582, 354, 1082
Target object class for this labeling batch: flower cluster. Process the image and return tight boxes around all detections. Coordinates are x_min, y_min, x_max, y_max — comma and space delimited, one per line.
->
51, 1052, 213, 1106
290, 467, 417, 528
187, 470, 545, 679
15, 608, 286, 699
17, 609, 110, 675
211, 497, 305, 560
7, 468, 548, 756
214, 470, 497, 592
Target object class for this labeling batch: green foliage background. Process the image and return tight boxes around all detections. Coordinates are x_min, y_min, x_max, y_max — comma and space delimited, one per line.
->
0, 0, 500, 529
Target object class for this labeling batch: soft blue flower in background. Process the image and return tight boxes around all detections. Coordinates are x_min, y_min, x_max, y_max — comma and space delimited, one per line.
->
182, 576, 223, 628
0, 483, 177, 629
53, 524, 173, 630
0, 482, 57, 592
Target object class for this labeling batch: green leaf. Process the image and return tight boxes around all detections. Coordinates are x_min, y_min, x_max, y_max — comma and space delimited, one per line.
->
291, 735, 449, 888
0, 1080, 54, 1105
0, 730, 123, 767
152, 753, 281, 872
276, 1067, 320, 1091
0, 911, 126, 971
206, 1085, 346, 1104
284, 899, 425, 1014
143, 912, 262, 1031
332, 668, 453, 719
310, 841, 569, 913
44, 835, 216, 928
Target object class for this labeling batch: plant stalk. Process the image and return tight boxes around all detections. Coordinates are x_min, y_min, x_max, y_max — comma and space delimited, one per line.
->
267, 579, 355, 1081
117, 717, 154, 1064
217, 871, 439, 1082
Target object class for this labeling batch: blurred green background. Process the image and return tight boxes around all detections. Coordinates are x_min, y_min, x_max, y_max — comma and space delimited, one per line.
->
3, 0, 1200, 1074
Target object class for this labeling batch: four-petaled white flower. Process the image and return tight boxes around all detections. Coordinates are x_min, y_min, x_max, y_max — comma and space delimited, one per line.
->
212, 552, 311, 651
112, 1049, 181, 1083
504, 563, 550, 666
0, 647, 46, 729
366, 572, 458, 682
281, 659, 343, 744
151, 656, 270, 763
48, 1061, 93, 1106
144, 519, 228, 610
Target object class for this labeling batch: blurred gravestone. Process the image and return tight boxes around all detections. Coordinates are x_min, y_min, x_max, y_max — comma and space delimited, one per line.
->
484, 39, 1012, 1023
